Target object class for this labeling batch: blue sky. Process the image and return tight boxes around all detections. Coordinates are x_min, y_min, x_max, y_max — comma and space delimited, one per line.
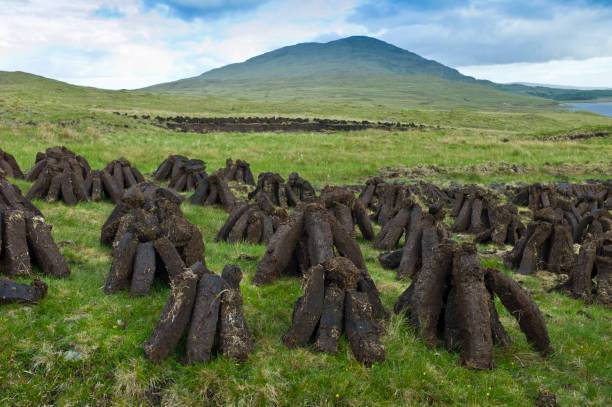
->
0, 0, 610, 89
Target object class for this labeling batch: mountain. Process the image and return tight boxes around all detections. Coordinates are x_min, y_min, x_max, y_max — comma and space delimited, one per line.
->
144, 36, 612, 109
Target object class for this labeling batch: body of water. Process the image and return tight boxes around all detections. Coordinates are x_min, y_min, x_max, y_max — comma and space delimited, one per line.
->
566, 101, 612, 117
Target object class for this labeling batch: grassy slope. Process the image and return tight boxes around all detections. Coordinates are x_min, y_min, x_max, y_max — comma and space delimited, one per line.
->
0, 74, 611, 405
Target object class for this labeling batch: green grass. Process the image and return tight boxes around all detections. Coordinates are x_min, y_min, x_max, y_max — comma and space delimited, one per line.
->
0, 75, 611, 405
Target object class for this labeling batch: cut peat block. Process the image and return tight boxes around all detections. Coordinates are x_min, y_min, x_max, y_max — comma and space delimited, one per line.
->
283, 256, 385, 366
254, 202, 386, 319
215, 193, 288, 244
0, 278, 48, 305
395, 241, 551, 370
189, 171, 237, 212
144, 264, 254, 364
0, 175, 70, 279
219, 158, 255, 185
101, 182, 206, 296
503, 208, 575, 275
320, 186, 375, 241
554, 231, 612, 305
153, 155, 207, 193
25, 146, 91, 205
0, 149, 25, 179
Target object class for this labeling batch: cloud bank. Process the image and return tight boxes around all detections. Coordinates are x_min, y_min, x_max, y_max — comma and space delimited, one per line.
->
0, 0, 609, 89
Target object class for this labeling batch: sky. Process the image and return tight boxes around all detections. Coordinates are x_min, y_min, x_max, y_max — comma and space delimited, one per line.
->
0, 0, 611, 89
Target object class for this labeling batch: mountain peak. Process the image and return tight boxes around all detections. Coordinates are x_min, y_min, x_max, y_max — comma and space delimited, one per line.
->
180, 35, 467, 83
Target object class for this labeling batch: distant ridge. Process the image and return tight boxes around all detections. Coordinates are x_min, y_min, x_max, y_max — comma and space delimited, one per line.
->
143, 36, 612, 104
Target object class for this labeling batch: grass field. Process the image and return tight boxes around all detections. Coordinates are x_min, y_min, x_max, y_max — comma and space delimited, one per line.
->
0, 75, 611, 405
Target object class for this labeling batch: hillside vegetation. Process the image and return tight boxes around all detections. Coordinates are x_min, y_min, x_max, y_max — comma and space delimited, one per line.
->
0, 69, 611, 405
145, 36, 612, 105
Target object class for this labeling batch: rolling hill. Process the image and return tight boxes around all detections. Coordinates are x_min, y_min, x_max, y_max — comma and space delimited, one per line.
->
144, 36, 612, 108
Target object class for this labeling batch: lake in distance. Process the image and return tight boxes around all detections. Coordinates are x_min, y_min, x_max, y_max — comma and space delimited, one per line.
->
566, 101, 612, 117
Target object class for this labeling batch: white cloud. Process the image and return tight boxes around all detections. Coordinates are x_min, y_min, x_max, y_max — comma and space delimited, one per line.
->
0, 0, 367, 89
1, 0, 610, 90
458, 57, 612, 88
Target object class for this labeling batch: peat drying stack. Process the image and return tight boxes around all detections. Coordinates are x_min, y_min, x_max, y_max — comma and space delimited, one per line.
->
101, 182, 205, 296
503, 208, 575, 275
189, 171, 236, 211
474, 204, 526, 246
283, 256, 385, 366
395, 241, 551, 369
25, 146, 91, 205
220, 158, 255, 185
0, 175, 70, 279
554, 231, 611, 305
104, 159, 145, 188
359, 178, 411, 226
450, 185, 526, 245
378, 204, 450, 279
377, 204, 449, 280
513, 182, 611, 212
84, 170, 123, 203
248, 172, 289, 207
216, 193, 288, 244
286, 172, 316, 205
153, 155, 207, 192
573, 207, 612, 243
144, 264, 254, 364
409, 181, 452, 208
0, 149, 24, 179
373, 199, 443, 250
0, 175, 66, 305
254, 202, 386, 319
320, 186, 375, 241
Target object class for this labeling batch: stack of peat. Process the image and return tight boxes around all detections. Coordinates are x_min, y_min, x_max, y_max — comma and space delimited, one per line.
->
513, 182, 612, 212
86, 158, 145, 203
376, 201, 449, 280
555, 231, 611, 305
254, 202, 386, 317
512, 184, 559, 212
216, 193, 288, 244
574, 208, 612, 243
153, 155, 207, 192
359, 178, 411, 226
0, 175, 69, 304
189, 171, 236, 211
395, 241, 551, 369
283, 256, 385, 366
503, 208, 575, 275
25, 146, 91, 205
0, 149, 24, 179
286, 172, 316, 205
144, 264, 254, 363
513, 182, 611, 244
248, 172, 289, 207
409, 181, 452, 208
220, 158, 255, 185
320, 186, 374, 240
101, 182, 206, 296
451, 186, 525, 245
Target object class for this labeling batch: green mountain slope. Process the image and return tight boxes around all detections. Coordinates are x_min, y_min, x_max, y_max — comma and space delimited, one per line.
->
144, 36, 611, 108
